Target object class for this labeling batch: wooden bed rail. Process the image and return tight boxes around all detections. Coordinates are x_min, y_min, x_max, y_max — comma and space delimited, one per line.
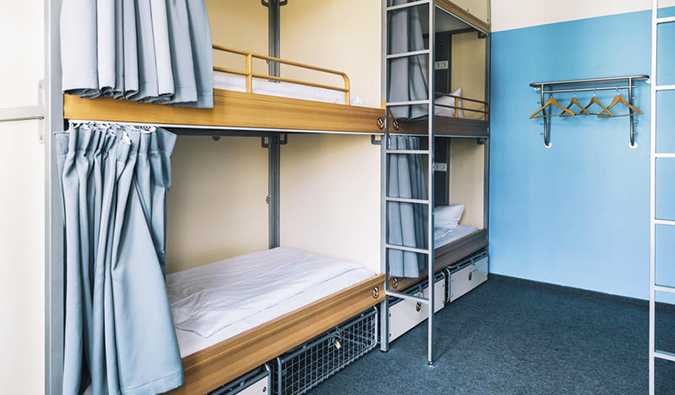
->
212, 44, 352, 106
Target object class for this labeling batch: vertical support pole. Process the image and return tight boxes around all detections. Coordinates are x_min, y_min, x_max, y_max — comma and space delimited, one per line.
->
649, 1, 658, 393
540, 85, 551, 147
483, 29, 491, 231
45, 0, 65, 394
267, 0, 282, 77
380, 0, 390, 353
628, 77, 636, 148
427, 0, 436, 367
268, 134, 281, 249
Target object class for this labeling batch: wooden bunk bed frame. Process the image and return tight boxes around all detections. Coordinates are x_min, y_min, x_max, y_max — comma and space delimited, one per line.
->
167, 274, 385, 395
63, 45, 386, 135
60, 48, 388, 395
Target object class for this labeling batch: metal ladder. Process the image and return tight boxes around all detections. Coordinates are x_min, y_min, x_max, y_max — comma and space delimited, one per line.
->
650, 1, 675, 393
381, 0, 437, 365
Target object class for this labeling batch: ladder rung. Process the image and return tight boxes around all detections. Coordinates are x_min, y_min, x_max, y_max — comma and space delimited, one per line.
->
656, 16, 675, 25
655, 153, 675, 158
385, 149, 431, 154
655, 284, 675, 294
655, 84, 675, 91
387, 290, 430, 304
655, 219, 675, 226
385, 244, 431, 255
387, 99, 431, 107
386, 49, 431, 60
655, 350, 675, 362
386, 0, 430, 12
385, 196, 430, 204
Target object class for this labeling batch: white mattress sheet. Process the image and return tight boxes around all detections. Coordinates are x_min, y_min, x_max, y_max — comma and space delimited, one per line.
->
167, 247, 375, 357
434, 224, 479, 249
213, 72, 364, 106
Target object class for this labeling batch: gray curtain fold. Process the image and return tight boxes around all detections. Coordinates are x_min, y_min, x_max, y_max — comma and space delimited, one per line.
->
387, 135, 428, 278
56, 123, 183, 395
387, 0, 429, 119
61, 0, 213, 108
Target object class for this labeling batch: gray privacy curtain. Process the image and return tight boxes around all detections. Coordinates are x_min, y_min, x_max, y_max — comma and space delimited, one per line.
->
388, 0, 429, 119
61, 0, 213, 108
56, 123, 183, 395
388, 135, 428, 278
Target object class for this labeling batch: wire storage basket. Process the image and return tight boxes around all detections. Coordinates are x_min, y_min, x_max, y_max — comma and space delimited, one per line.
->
272, 306, 378, 395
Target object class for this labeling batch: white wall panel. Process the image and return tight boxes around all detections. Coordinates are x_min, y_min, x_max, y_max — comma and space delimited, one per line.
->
492, 0, 675, 32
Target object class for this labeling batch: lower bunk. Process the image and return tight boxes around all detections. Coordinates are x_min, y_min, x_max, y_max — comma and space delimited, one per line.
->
165, 247, 385, 395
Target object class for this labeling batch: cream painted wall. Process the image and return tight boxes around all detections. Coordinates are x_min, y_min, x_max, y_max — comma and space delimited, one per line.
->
280, 0, 382, 108
166, 137, 269, 273
206, 0, 270, 74
449, 139, 485, 229
451, 32, 486, 119
492, 0, 675, 32
166, 2, 272, 273
280, 134, 381, 273
0, 0, 45, 393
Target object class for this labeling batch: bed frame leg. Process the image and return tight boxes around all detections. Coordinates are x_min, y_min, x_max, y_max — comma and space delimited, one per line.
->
379, 299, 389, 352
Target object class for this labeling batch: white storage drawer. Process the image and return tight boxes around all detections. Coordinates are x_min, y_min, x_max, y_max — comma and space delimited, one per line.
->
210, 365, 270, 395
389, 273, 445, 342
446, 251, 488, 303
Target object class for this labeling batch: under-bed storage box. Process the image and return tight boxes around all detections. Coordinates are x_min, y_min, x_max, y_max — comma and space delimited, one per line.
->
272, 307, 378, 395
445, 250, 488, 303
209, 365, 271, 395
388, 272, 446, 342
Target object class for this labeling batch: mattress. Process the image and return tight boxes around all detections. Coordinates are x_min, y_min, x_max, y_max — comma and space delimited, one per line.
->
167, 247, 376, 357
434, 224, 479, 249
213, 72, 364, 106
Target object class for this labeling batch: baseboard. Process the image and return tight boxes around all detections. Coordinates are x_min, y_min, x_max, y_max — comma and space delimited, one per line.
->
489, 274, 675, 312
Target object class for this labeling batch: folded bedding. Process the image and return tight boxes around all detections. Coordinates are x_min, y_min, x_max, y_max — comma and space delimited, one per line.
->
213, 72, 364, 106
167, 247, 375, 357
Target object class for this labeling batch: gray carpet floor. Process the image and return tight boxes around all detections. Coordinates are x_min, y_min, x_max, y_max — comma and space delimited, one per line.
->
307, 275, 675, 395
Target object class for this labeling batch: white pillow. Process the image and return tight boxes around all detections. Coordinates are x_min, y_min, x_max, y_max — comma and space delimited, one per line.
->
435, 87, 464, 118
435, 204, 464, 229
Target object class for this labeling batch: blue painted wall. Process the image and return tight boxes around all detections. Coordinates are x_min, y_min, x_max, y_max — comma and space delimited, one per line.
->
489, 10, 675, 300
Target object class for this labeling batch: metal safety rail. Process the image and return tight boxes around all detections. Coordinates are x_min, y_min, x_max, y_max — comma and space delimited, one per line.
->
212, 44, 351, 105
381, 0, 437, 366
650, 1, 675, 393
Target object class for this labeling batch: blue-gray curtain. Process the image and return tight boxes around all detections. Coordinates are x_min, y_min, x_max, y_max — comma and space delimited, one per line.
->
387, 0, 429, 119
387, 135, 428, 278
61, 0, 213, 108
56, 123, 183, 395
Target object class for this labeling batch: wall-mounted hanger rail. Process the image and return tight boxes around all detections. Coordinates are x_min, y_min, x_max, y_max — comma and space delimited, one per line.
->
529, 75, 649, 148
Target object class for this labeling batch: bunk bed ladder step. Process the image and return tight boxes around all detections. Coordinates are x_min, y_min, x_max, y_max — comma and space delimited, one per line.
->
382, 0, 437, 367
650, 2, 675, 393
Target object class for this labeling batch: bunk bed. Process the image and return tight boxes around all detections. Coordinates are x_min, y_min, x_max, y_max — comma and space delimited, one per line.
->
387, 0, 490, 291
60, 36, 386, 395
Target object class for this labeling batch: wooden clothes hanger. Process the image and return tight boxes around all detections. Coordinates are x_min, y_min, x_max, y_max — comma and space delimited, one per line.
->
530, 96, 575, 118
584, 91, 613, 116
560, 93, 590, 116
598, 93, 643, 117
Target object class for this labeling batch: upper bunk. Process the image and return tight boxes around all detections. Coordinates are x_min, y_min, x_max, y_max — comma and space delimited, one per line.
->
387, 0, 490, 138
63, 44, 386, 135
62, 0, 387, 136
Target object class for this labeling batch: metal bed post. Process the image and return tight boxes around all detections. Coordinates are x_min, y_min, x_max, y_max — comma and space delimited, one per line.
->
45, 0, 65, 393
382, 0, 436, 366
380, 0, 390, 354
261, 0, 287, 248
426, 0, 436, 367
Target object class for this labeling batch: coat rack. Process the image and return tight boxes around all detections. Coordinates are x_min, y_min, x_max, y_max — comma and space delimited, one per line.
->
529, 76, 650, 148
